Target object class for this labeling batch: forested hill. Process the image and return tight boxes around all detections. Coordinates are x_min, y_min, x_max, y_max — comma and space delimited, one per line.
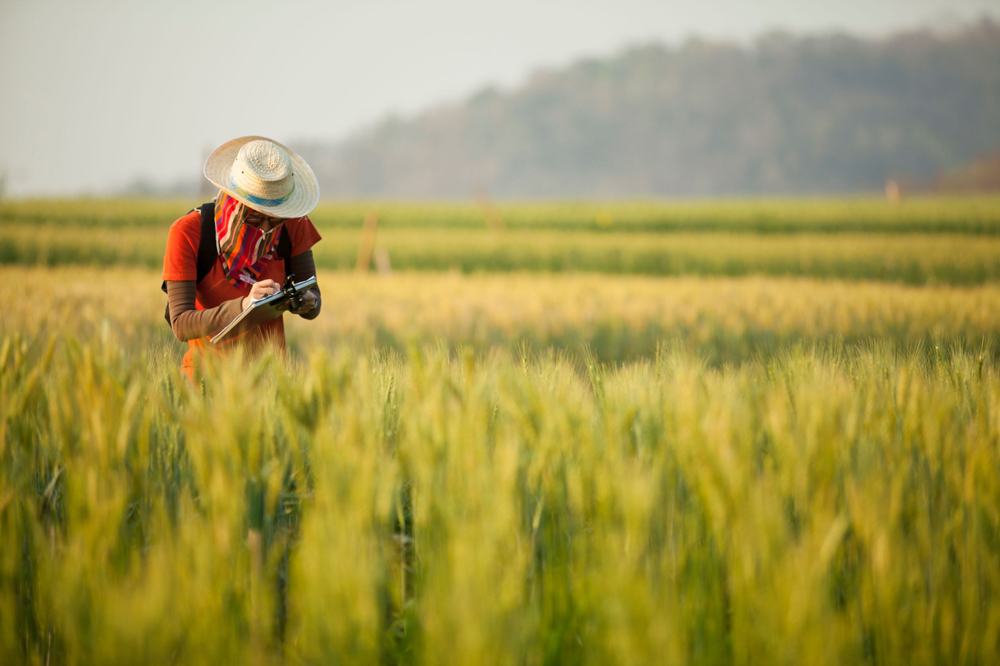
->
298, 21, 1000, 198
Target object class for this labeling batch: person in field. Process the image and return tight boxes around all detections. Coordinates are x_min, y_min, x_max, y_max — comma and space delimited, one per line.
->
162, 136, 322, 380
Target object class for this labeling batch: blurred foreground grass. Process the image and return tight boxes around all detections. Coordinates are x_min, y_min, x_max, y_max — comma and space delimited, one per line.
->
2, 329, 998, 664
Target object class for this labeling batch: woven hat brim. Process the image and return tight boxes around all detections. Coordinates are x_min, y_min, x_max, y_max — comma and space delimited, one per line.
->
203, 136, 320, 219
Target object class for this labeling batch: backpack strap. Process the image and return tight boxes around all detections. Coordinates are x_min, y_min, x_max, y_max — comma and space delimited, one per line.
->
277, 223, 293, 265
162, 203, 216, 324
161, 203, 215, 294
196, 202, 218, 284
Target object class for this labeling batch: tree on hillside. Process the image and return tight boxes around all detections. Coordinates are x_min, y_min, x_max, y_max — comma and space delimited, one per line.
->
300, 21, 1000, 197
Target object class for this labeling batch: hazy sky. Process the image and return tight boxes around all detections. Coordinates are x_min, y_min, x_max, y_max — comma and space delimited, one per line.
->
2, 0, 998, 196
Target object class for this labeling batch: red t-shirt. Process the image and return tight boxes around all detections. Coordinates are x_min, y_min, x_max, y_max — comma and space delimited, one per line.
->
162, 209, 322, 378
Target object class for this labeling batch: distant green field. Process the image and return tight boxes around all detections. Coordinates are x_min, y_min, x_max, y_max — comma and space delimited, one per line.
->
3, 198, 1000, 284
4, 196, 1000, 233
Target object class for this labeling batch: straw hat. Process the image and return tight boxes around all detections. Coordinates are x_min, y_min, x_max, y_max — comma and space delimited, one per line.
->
204, 136, 319, 219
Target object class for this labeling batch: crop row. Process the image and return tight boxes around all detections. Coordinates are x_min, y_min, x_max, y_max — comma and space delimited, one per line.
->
4, 226, 1000, 285
5, 267, 999, 365
3, 196, 1000, 233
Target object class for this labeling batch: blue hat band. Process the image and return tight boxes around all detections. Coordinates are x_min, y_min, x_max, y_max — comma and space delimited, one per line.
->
229, 175, 293, 207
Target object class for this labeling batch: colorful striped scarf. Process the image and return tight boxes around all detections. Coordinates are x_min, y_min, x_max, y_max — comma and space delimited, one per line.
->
214, 192, 285, 287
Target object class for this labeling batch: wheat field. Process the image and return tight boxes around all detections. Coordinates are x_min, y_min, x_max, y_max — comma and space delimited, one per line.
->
1, 198, 999, 664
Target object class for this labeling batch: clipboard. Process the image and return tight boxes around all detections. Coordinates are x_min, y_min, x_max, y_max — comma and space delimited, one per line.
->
210, 274, 318, 344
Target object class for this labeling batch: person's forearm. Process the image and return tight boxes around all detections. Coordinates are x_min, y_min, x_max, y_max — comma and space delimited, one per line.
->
166, 280, 243, 341
288, 250, 322, 320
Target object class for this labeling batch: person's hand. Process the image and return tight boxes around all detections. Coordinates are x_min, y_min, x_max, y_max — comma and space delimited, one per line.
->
282, 289, 318, 315
241, 279, 280, 311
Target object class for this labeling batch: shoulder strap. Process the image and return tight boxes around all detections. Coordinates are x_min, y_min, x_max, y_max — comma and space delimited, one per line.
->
277, 223, 293, 264
161, 202, 214, 299
196, 202, 217, 284
161, 203, 216, 325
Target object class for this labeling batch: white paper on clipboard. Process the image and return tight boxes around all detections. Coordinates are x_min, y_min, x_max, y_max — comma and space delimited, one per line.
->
209, 275, 318, 344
